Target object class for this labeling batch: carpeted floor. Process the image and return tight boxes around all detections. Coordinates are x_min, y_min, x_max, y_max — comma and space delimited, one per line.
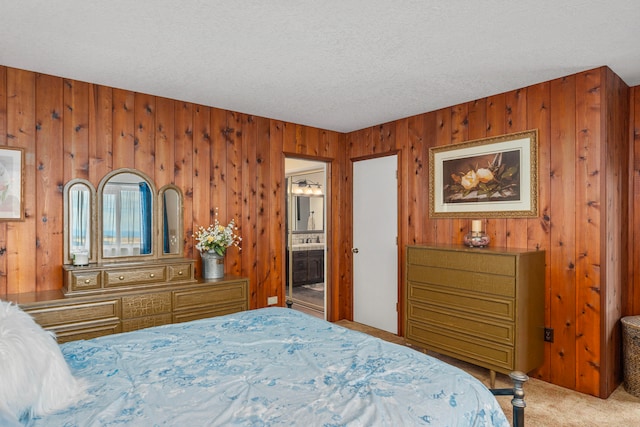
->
335, 319, 640, 427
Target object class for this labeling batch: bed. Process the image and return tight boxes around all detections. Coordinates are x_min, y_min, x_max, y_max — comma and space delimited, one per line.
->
18, 307, 522, 426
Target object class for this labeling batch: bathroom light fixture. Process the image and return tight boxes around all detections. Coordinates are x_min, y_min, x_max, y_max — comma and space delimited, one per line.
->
292, 179, 323, 196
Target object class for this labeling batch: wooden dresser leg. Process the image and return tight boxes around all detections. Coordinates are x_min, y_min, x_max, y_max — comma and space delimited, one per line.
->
490, 369, 496, 388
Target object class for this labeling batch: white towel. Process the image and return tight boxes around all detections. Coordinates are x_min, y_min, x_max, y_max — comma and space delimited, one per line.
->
307, 212, 315, 230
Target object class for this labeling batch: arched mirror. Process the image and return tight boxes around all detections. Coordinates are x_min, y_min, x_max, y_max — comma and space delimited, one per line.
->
63, 168, 188, 267
62, 169, 195, 297
97, 169, 156, 261
159, 184, 183, 257
63, 179, 96, 265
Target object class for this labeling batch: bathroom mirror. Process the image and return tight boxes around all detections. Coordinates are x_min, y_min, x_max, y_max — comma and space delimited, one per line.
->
159, 184, 183, 256
292, 195, 324, 232
288, 171, 324, 233
63, 179, 96, 265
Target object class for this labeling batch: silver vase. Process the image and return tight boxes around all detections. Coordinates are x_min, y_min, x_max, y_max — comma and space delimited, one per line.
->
201, 251, 224, 279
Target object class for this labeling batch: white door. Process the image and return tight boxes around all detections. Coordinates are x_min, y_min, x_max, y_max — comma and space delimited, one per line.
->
353, 155, 398, 333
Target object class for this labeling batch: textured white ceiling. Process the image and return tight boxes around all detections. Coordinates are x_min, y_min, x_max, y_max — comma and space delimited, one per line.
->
1, 1, 639, 132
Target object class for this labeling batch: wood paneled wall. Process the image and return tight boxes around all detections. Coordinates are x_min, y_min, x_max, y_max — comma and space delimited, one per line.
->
0, 63, 635, 398
631, 85, 640, 317
345, 66, 630, 398
0, 65, 348, 321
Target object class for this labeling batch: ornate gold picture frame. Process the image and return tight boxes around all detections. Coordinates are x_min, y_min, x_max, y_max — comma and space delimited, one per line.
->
429, 129, 538, 219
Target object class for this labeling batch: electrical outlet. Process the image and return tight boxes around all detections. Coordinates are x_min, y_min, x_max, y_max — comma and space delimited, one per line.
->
544, 327, 554, 343
267, 296, 278, 305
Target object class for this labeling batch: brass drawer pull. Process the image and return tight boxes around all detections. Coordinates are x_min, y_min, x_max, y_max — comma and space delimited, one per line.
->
178, 270, 183, 275
119, 275, 125, 280
149, 273, 155, 278
84, 279, 91, 284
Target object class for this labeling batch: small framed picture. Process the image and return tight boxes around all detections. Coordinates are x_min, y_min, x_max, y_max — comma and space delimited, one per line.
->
0, 147, 25, 221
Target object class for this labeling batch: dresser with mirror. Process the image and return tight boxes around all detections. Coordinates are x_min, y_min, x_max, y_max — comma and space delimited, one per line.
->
62, 168, 196, 295
10, 168, 249, 342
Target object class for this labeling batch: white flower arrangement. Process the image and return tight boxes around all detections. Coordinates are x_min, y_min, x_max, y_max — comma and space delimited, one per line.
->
193, 209, 242, 256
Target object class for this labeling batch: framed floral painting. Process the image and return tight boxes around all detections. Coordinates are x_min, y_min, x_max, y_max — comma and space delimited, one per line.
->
0, 147, 24, 221
429, 130, 538, 218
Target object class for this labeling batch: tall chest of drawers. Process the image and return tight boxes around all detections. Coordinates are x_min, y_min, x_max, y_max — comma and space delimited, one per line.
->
405, 245, 545, 378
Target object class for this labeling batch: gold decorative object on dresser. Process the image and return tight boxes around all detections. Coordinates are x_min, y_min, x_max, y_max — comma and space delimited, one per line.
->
405, 244, 545, 387
11, 276, 249, 343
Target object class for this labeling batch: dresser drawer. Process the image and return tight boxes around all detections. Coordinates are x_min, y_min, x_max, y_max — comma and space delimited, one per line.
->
121, 292, 172, 319
408, 247, 516, 276
51, 320, 122, 344
406, 321, 514, 372
68, 270, 102, 292
104, 266, 166, 287
407, 300, 514, 345
25, 299, 121, 327
408, 282, 514, 321
167, 263, 193, 282
173, 302, 248, 324
173, 282, 247, 311
121, 314, 173, 332
408, 264, 515, 297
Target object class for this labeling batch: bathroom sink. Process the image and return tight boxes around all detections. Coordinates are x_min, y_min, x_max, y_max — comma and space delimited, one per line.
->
291, 243, 325, 251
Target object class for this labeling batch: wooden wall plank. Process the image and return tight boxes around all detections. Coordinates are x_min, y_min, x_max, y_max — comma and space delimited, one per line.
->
112, 89, 135, 169
6, 68, 36, 294
268, 119, 285, 308
241, 114, 258, 308
225, 111, 243, 276
62, 79, 89, 182
406, 115, 425, 246
88, 84, 112, 186
602, 68, 629, 396
154, 97, 175, 189
255, 117, 272, 306
504, 89, 529, 250
548, 75, 577, 389
134, 93, 156, 180
434, 108, 452, 244
485, 94, 507, 247
422, 112, 438, 244
35, 73, 64, 292
191, 104, 212, 257
210, 107, 227, 212
526, 82, 552, 381
451, 104, 469, 245
173, 102, 193, 259
574, 69, 603, 396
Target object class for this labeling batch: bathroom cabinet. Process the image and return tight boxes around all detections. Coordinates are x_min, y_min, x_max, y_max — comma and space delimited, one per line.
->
291, 249, 324, 286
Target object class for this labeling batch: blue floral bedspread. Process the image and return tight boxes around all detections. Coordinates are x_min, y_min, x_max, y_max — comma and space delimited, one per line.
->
28, 307, 508, 426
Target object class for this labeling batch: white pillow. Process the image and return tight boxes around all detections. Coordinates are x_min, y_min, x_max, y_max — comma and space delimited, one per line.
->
0, 300, 86, 421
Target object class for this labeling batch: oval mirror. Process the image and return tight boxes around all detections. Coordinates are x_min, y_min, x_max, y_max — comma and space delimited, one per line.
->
159, 184, 183, 256
63, 179, 96, 265
99, 169, 155, 260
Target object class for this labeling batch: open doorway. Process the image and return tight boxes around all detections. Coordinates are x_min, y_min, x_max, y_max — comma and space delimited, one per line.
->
285, 158, 327, 319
